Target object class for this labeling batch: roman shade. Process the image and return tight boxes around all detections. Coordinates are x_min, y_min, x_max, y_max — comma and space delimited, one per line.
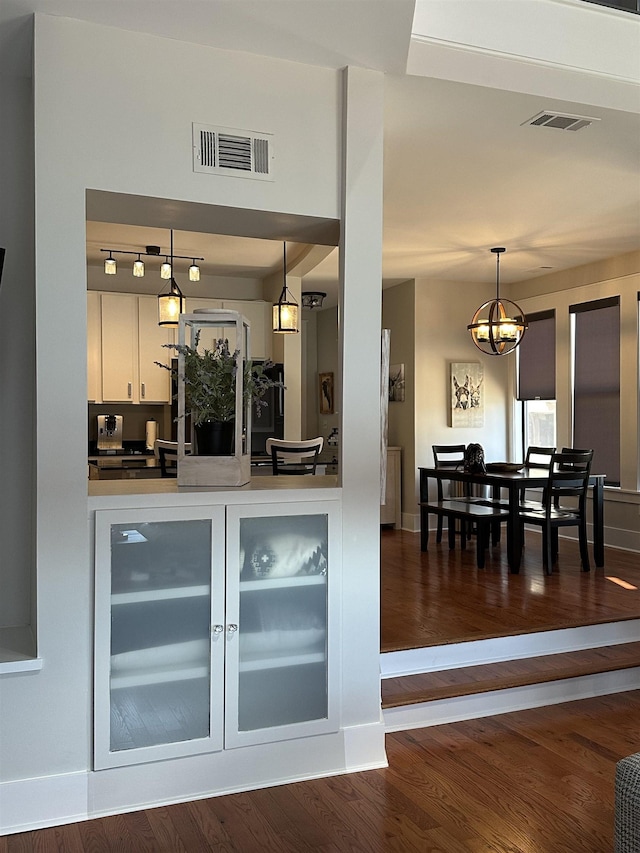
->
517, 310, 556, 401
570, 296, 620, 486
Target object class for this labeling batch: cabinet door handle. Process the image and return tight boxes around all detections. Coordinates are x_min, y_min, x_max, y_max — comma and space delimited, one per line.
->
211, 624, 224, 636
227, 624, 238, 635
127, 382, 132, 398
141, 382, 146, 398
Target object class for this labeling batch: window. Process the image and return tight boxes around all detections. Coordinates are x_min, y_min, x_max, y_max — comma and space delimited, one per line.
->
518, 311, 556, 454
571, 297, 620, 486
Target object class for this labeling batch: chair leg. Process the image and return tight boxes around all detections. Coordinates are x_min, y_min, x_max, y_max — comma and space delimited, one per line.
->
420, 507, 428, 552
447, 516, 456, 550
579, 519, 591, 572
542, 524, 553, 575
476, 523, 487, 569
436, 516, 443, 544
551, 528, 559, 561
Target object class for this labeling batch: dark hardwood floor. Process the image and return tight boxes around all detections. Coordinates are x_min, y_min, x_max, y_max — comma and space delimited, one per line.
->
5, 690, 640, 851
381, 527, 640, 652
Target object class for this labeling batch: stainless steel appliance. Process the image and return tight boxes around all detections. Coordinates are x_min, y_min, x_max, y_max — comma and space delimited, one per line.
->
97, 414, 123, 452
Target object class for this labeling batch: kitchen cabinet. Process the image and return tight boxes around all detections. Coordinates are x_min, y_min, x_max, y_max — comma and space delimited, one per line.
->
100, 293, 173, 404
94, 500, 338, 769
87, 290, 102, 402
185, 297, 271, 360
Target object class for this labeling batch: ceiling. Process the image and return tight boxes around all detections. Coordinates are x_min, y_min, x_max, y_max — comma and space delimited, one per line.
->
3, 0, 639, 296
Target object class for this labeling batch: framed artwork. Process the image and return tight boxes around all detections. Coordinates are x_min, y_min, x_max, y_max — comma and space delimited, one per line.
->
389, 363, 405, 402
450, 362, 484, 428
319, 372, 334, 414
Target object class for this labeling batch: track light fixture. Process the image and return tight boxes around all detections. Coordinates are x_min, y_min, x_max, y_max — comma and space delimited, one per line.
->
467, 247, 528, 356
100, 244, 204, 280
272, 242, 299, 334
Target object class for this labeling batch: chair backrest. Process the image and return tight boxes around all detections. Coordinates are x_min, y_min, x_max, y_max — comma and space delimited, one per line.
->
545, 449, 593, 511
525, 446, 555, 471
266, 437, 323, 475
432, 445, 466, 500
154, 439, 192, 478
432, 445, 466, 468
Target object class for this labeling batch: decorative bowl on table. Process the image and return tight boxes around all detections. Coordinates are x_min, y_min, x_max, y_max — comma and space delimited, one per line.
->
485, 462, 525, 473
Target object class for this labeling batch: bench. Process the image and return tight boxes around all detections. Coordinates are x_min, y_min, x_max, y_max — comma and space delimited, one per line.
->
419, 499, 509, 568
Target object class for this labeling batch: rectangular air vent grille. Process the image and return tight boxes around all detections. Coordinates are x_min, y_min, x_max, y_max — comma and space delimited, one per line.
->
193, 123, 274, 181
522, 111, 600, 132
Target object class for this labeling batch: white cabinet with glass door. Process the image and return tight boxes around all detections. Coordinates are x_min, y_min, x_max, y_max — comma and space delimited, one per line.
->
224, 501, 339, 748
94, 499, 339, 770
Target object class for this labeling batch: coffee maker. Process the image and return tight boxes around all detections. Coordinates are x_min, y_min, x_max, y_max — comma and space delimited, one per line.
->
97, 414, 123, 452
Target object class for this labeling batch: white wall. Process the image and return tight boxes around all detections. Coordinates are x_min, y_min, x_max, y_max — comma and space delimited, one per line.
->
412, 278, 511, 524
0, 13, 385, 805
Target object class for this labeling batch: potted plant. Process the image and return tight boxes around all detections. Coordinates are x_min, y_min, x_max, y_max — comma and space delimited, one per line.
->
156, 334, 285, 456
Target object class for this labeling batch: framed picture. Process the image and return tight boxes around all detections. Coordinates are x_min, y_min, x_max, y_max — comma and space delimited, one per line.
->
389, 363, 405, 402
319, 372, 334, 414
450, 362, 484, 427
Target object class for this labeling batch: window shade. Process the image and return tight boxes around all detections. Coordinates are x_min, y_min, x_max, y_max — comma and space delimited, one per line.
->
570, 297, 620, 486
517, 310, 556, 400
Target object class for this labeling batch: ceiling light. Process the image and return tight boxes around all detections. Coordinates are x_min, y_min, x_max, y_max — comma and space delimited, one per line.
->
302, 291, 327, 309
273, 243, 299, 334
104, 252, 116, 275
160, 258, 172, 280
133, 254, 144, 277
157, 229, 186, 327
467, 247, 528, 356
100, 244, 203, 279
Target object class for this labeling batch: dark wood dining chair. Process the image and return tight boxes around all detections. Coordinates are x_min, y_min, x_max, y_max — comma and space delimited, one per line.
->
431, 444, 468, 544
518, 448, 593, 574
520, 445, 556, 509
154, 440, 192, 478
266, 437, 324, 475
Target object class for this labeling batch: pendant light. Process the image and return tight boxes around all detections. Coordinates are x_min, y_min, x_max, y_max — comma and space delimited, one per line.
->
467, 247, 528, 356
272, 242, 299, 334
158, 230, 185, 327
189, 260, 201, 282
160, 257, 172, 280
104, 252, 116, 275
132, 254, 145, 277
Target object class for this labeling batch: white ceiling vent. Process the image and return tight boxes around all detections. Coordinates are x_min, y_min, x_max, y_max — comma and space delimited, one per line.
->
192, 123, 274, 181
522, 111, 600, 132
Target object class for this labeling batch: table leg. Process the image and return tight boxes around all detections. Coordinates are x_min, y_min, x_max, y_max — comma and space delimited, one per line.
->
592, 479, 604, 567
507, 484, 522, 573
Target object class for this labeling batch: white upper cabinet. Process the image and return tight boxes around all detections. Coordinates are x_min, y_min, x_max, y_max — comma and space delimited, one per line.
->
97, 293, 173, 404
87, 290, 102, 402
185, 297, 271, 361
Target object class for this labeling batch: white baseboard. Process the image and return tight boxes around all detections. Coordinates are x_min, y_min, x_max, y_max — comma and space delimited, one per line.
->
384, 667, 640, 732
0, 724, 387, 837
380, 619, 640, 678
0, 771, 88, 836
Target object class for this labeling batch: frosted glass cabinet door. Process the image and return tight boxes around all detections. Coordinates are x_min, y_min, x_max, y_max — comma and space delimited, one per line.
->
94, 506, 225, 769
225, 501, 340, 748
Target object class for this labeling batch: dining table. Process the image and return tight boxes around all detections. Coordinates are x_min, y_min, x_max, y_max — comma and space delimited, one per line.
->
419, 464, 605, 573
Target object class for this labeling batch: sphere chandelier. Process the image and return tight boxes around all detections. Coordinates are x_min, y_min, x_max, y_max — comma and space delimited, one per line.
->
467, 247, 528, 356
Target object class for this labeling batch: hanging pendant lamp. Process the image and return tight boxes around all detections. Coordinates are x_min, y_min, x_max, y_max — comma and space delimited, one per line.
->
272, 242, 299, 334
158, 229, 185, 327
467, 247, 528, 356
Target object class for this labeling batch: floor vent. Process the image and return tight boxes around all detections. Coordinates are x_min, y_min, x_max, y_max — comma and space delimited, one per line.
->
193, 123, 274, 181
522, 111, 600, 132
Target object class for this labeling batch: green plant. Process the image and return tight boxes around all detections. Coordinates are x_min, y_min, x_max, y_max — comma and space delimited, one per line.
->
156, 335, 284, 427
